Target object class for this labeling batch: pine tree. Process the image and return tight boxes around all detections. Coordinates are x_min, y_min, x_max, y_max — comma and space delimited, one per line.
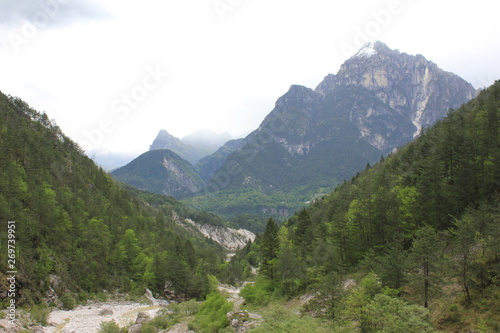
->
260, 218, 280, 281
293, 208, 314, 258
407, 226, 445, 308
450, 214, 477, 304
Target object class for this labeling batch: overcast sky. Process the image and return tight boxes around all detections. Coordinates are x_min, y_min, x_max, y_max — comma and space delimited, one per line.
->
0, 0, 499, 154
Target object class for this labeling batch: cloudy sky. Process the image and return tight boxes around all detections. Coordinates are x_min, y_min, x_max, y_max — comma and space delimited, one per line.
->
0, 0, 499, 154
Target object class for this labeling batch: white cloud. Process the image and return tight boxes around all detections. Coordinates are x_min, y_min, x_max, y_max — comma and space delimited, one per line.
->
0, 0, 499, 153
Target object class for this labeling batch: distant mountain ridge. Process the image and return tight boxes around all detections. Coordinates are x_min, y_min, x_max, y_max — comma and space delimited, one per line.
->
149, 128, 233, 164
149, 129, 204, 165
189, 41, 478, 219
112, 42, 479, 223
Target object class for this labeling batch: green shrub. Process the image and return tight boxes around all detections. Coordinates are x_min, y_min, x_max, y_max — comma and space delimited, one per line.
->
180, 299, 200, 315
150, 314, 178, 330
444, 304, 461, 324
240, 280, 271, 306
193, 292, 233, 332
99, 320, 120, 333
30, 304, 50, 325
95, 292, 108, 302
60, 293, 76, 310
250, 303, 333, 333
362, 294, 433, 332
140, 322, 158, 333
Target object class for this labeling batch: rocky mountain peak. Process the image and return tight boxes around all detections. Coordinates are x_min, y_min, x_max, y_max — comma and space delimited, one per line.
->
315, 41, 477, 145
353, 40, 392, 58
275, 85, 319, 109
150, 129, 181, 151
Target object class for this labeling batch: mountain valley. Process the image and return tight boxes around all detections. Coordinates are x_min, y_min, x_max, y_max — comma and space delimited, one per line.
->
1, 40, 498, 333
111, 42, 479, 227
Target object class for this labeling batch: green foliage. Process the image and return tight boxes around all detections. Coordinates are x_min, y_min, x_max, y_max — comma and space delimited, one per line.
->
302, 271, 343, 319
139, 323, 158, 333
260, 218, 280, 281
338, 273, 432, 332
407, 227, 446, 308
0, 93, 226, 305
293, 209, 314, 259
249, 302, 334, 333
30, 304, 50, 325
60, 293, 76, 310
361, 294, 433, 332
240, 279, 273, 306
192, 292, 233, 332
98, 320, 121, 333
150, 315, 177, 330
150, 299, 200, 330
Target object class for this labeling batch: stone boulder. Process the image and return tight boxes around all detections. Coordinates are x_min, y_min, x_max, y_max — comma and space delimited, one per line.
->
135, 312, 151, 325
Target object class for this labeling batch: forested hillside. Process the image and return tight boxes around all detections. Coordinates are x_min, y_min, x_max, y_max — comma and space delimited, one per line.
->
111, 149, 205, 197
0, 92, 226, 306
232, 81, 500, 332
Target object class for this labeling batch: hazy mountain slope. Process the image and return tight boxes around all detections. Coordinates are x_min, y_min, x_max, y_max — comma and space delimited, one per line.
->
195, 138, 245, 182
149, 129, 234, 165
111, 149, 205, 197
181, 128, 233, 156
149, 129, 206, 164
85, 149, 138, 171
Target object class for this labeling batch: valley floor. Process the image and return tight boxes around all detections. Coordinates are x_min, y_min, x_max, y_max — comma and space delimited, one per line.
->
43, 302, 162, 333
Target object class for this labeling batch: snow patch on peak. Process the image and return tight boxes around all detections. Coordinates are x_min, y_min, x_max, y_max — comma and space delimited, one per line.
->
354, 41, 378, 58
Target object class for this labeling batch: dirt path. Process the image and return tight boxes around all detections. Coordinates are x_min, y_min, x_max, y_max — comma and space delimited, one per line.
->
43, 302, 162, 333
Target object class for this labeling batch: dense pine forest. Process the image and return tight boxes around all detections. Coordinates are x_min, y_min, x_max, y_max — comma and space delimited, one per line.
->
228, 81, 500, 332
0, 91, 227, 307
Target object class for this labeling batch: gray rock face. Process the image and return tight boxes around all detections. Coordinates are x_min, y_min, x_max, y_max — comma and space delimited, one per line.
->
128, 324, 143, 333
315, 41, 478, 151
162, 157, 201, 193
185, 220, 256, 251
210, 41, 477, 191
173, 212, 255, 251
